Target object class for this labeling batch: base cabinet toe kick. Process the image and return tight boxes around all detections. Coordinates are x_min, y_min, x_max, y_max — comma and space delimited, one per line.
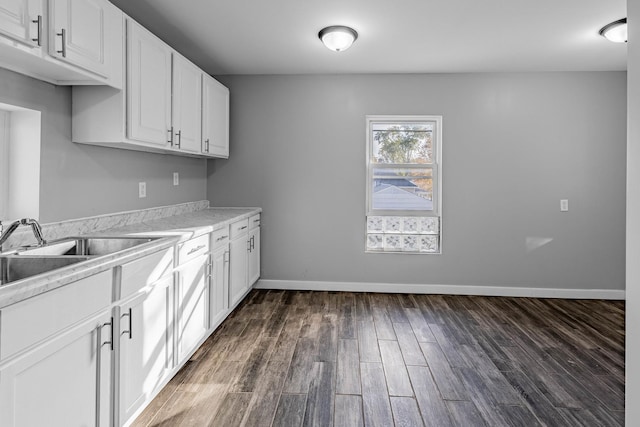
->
0, 212, 261, 427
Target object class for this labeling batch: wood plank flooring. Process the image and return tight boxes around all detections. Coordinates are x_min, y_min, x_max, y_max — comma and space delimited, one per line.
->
132, 290, 625, 427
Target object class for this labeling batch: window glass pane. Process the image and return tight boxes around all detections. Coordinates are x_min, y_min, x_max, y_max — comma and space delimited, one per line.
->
372, 168, 433, 211
372, 123, 433, 164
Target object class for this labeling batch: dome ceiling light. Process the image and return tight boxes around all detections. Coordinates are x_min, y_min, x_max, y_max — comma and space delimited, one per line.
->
318, 25, 358, 52
599, 18, 627, 43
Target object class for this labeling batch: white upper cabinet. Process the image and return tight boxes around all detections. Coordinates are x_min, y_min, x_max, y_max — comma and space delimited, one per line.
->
48, 0, 115, 78
172, 54, 202, 153
202, 73, 229, 158
0, 0, 42, 48
72, 14, 230, 158
0, 0, 122, 87
127, 19, 172, 146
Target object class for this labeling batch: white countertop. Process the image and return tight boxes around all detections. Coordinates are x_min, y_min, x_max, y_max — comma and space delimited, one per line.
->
0, 207, 261, 308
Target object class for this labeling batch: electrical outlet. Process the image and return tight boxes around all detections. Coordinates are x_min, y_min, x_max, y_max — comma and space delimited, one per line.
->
139, 182, 146, 198
173, 172, 179, 186
560, 199, 569, 212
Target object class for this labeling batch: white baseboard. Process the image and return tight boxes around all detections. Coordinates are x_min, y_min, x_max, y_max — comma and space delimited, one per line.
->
255, 279, 626, 300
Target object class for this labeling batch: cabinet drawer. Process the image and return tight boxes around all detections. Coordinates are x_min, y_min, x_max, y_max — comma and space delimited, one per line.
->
178, 234, 210, 265
211, 227, 230, 248
249, 214, 261, 230
0, 270, 112, 361
120, 248, 173, 299
230, 219, 249, 239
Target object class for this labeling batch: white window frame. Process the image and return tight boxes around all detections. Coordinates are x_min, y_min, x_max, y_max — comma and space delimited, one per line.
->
365, 115, 443, 253
0, 110, 9, 220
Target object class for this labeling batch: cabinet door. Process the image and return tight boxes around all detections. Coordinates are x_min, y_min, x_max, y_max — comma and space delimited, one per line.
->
202, 73, 229, 157
0, 0, 41, 47
172, 54, 202, 153
248, 227, 260, 286
48, 0, 114, 77
229, 234, 248, 308
0, 310, 113, 427
118, 277, 173, 425
127, 19, 172, 146
210, 245, 229, 329
176, 254, 209, 362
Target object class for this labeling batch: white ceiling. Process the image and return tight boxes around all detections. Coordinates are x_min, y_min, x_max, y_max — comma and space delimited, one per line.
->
109, 0, 627, 75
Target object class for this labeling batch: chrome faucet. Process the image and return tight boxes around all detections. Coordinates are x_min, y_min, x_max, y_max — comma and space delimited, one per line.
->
0, 218, 47, 250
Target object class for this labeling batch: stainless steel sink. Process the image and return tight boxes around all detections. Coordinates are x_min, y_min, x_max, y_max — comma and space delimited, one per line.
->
17, 236, 159, 257
0, 255, 92, 286
0, 236, 161, 286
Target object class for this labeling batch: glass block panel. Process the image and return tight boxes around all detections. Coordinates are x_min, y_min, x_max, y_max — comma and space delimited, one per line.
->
384, 216, 402, 233
419, 217, 439, 234
403, 217, 418, 233
367, 234, 384, 251
367, 216, 384, 233
384, 234, 402, 251
420, 235, 439, 252
403, 235, 419, 251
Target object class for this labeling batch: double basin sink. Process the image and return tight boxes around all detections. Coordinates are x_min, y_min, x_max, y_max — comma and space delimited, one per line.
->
0, 236, 160, 286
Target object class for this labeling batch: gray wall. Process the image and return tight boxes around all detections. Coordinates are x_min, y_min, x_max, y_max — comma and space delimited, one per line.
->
0, 68, 207, 223
209, 72, 627, 290
626, 0, 639, 422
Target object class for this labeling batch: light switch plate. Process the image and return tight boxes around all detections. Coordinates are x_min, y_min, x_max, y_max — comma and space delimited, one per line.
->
139, 182, 146, 198
173, 172, 179, 186
560, 199, 569, 212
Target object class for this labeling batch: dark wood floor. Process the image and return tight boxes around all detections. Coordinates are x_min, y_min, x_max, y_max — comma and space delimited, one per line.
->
132, 290, 625, 427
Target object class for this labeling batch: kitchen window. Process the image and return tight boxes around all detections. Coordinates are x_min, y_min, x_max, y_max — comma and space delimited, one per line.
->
0, 110, 8, 219
365, 115, 442, 253
0, 103, 41, 221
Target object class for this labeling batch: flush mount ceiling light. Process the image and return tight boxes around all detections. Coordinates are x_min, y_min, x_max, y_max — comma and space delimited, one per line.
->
599, 18, 627, 43
318, 25, 358, 52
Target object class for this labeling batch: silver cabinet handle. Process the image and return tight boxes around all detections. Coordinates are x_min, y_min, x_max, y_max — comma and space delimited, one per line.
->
216, 235, 229, 242
187, 244, 207, 255
224, 250, 229, 264
175, 130, 182, 148
121, 308, 132, 340
168, 127, 174, 145
31, 15, 42, 46
206, 261, 213, 277
101, 317, 114, 350
239, 225, 248, 230
205, 138, 210, 152
56, 28, 66, 57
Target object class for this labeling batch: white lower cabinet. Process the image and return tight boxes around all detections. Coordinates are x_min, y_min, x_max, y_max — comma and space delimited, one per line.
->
0, 309, 113, 427
229, 214, 261, 309
0, 270, 113, 427
176, 251, 209, 363
117, 276, 173, 425
209, 229, 230, 329
248, 216, 261, 286
114, 248, 174, 426
229, 226, 249, 308
0, 213, 261, 427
